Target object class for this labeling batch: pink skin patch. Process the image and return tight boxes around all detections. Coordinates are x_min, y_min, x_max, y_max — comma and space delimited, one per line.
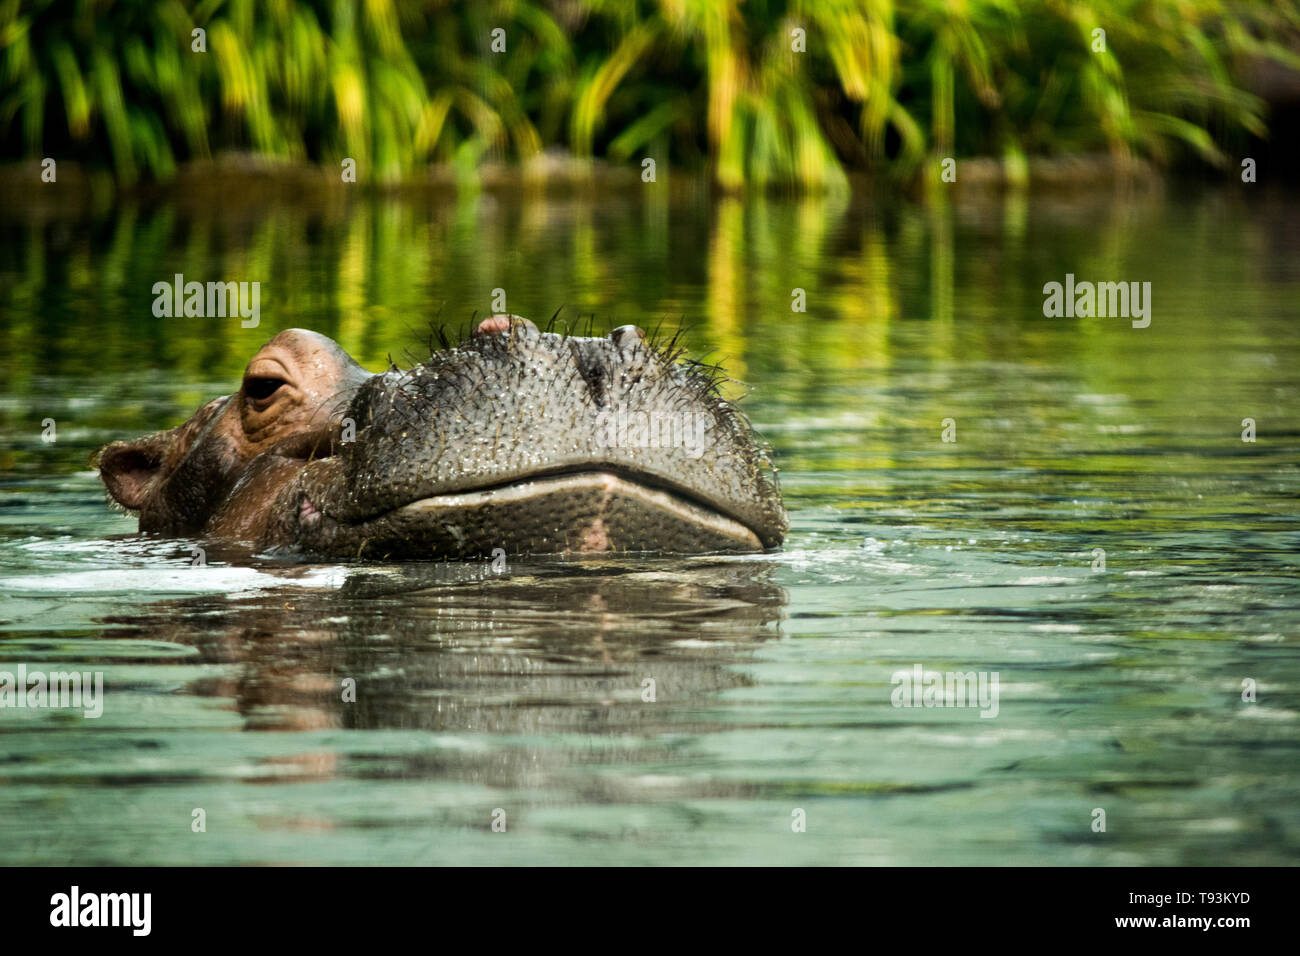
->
475, 315, 515, 335
299, 495, 320, 526
577, 517, 609, 552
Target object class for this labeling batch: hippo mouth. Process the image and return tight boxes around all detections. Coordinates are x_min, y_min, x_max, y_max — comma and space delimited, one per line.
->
297, 466, 767, 557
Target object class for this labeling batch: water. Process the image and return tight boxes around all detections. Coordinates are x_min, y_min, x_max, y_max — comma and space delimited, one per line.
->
1, 179, 1297, 865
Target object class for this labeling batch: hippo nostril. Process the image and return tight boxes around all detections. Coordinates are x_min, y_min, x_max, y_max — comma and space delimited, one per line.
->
474, 314, 538, 337
609, 325, 645, 349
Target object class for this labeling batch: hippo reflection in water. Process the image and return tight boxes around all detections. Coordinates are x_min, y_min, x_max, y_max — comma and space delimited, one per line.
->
94, 316, 787, 558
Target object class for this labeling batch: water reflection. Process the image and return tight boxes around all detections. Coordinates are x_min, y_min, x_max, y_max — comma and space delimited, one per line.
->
99, 559, 785, 770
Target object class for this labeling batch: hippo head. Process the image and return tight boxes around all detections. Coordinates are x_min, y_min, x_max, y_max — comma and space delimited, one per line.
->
95, 319, 787, 558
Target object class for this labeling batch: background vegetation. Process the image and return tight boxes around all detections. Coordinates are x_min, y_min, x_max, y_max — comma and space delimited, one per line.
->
3, 0, 1299, 188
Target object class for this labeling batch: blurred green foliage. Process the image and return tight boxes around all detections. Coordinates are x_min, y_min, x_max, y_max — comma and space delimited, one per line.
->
2, 0, 1298, 187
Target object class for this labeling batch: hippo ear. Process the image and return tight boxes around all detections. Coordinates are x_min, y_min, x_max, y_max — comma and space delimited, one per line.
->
95, 433, 173, 511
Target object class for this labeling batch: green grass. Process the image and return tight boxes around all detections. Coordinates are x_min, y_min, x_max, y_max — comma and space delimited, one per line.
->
3, 0, 1298, 187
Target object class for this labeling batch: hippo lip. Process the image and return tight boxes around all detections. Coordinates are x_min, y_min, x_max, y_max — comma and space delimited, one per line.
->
395, 470, 759, 554
309, 464, 771, 552
400, 470, 762, 544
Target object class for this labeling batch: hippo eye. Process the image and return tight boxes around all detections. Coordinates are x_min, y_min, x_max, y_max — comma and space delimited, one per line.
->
244, 376, 287, 402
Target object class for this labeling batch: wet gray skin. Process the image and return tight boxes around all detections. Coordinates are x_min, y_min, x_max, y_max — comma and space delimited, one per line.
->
95, 316, 787, 558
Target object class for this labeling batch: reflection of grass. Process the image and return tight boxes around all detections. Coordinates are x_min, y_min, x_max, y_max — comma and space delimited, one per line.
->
3, 1, 1297, 187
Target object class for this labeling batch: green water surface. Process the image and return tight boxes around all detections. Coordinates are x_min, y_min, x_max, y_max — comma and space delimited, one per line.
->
0, 180, 1297, 864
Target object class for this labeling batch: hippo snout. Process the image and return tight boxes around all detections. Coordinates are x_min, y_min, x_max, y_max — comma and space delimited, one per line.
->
96, 321, 787, 558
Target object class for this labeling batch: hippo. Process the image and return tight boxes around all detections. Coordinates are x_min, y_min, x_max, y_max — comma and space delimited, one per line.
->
94, 317, 787, 558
